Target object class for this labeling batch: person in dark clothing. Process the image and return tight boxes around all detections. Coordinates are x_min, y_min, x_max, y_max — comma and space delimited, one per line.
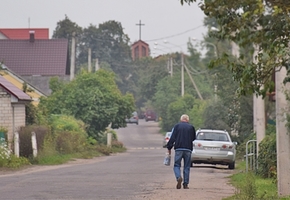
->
167, 114, 196, 189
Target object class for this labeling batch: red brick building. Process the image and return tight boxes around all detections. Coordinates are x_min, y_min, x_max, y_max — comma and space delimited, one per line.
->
131, 40, 150, 61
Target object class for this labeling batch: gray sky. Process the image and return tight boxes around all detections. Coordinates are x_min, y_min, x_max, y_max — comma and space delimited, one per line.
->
1, 0, 207, 56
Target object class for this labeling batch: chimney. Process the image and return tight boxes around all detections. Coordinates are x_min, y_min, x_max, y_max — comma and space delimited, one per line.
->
29, 30, 35, 42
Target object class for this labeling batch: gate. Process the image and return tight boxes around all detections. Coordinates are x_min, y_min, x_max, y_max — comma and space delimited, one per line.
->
245, 140, 258, 172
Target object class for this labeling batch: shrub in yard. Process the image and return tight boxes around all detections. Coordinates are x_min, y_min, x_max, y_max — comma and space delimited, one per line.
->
257, 133, 277, 179
50, 115, 88, 154
19, 125, 50, 158
95, 144, 112, 155
54, 130, 87, 154
0, 142, 30, 168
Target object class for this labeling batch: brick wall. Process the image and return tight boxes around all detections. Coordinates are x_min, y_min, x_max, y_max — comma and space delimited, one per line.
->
0, 87, 13, 142
0, 87, 26, 144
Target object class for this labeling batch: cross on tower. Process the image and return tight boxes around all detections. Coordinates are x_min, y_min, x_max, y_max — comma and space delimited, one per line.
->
136, 20, 145, 40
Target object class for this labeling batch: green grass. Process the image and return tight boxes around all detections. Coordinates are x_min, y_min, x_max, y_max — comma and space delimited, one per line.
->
223, 160, 290, 200
0, 142, 127, 168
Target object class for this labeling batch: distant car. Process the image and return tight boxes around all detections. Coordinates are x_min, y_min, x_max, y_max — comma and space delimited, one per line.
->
145, 110, 157, 122
191, 129, 237, 169
163, 132, 172, 148
125, 111, 139, 125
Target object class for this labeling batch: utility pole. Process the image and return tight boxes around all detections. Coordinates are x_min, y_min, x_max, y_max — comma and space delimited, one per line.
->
184, 64, 203, 100
70, 32, 76, 81
276, 67, 290, 197
88, 48, 92, 72
95, 58, 99, 71
181, 52, 184, 96
170, 57, 173, 77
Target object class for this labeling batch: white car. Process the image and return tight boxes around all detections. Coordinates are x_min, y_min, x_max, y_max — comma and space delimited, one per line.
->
125, 111, 139, 125
191, 129, 237, 169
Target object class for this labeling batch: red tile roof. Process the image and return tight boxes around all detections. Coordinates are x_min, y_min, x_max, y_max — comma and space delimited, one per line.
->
0, 39, 70, 76
0, 28, 49, 39
0, 75, 31, 101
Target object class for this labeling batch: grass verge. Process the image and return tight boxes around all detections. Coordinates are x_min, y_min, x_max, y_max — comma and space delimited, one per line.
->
223, 160, 290, 200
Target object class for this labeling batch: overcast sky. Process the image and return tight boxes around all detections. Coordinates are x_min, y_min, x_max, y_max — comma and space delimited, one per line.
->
1, 0, 207, 56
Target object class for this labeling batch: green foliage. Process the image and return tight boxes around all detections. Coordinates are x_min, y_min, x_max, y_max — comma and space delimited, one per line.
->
0, 142, 30, 168
19, 125, 49, 158
153, 76, 180, 130
187, 99, 207, 129
225, 161, 282, 200
257, 133, 277, 179
52, 15, 83, 40
39, 70, 135, 140
203, 99, 231, 130
236, 172, 258, 200
48, 115, 88, 154
180, 0, 290, 96
25, 102, 38, 125
77, 21, 133, 93
0, 155, 30, 168
164, 94, 195, 130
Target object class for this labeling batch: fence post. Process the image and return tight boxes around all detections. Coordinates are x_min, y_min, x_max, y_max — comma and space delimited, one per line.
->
31, 132, 38, 157
107, 133, 112, 148
14, 132, 19, 157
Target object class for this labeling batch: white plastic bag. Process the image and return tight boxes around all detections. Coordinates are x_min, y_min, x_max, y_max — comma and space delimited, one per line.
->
163, 153, 171, 166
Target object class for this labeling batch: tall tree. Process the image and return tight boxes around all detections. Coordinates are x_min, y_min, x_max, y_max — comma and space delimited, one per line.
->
78, 21, 132, 93
52, 15, 83, 42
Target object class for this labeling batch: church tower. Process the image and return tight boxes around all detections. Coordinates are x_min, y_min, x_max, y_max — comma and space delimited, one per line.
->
131, 20, 150, 61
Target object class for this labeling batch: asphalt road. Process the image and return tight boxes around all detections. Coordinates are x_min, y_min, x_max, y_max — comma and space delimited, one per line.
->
0, 119, 235, 200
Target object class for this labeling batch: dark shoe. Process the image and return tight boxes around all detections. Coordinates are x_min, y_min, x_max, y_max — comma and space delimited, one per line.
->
183, 184, 189, 189
176, 177, 183, 189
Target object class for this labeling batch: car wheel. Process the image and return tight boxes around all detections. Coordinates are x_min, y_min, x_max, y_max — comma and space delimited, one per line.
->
228, 161, 235, 170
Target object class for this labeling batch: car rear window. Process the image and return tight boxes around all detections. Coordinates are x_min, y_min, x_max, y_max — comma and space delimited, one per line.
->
196, 132, 229, 142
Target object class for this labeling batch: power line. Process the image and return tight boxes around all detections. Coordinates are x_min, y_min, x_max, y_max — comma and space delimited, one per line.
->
144, 25, 204, 42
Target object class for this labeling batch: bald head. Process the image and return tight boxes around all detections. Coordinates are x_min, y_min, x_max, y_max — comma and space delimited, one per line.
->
180, 114, 189, 122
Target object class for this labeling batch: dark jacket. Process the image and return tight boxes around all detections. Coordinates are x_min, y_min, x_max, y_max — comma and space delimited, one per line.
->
167, 121, 196, 151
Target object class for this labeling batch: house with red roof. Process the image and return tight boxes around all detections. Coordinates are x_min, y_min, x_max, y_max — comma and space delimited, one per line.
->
0, 28, 49, 39
0, 31, 70, 95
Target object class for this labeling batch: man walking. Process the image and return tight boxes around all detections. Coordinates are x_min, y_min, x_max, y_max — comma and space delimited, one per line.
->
167, 114, 196, 189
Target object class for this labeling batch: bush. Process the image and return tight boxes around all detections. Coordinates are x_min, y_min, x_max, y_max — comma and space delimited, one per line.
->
54, 130, 87, 154
0, 142, 30, 168
50, 115, 88, 154
257, 133, 277, 179
19, 125, 50, 158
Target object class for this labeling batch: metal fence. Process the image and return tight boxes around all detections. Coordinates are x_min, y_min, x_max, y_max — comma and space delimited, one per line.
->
245, 140, 258, 172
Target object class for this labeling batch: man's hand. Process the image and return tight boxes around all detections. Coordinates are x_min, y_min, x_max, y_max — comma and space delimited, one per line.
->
168, 149, 171, 155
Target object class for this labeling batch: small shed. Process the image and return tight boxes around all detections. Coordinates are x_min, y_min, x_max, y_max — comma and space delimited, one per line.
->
0, 75, 31, 144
